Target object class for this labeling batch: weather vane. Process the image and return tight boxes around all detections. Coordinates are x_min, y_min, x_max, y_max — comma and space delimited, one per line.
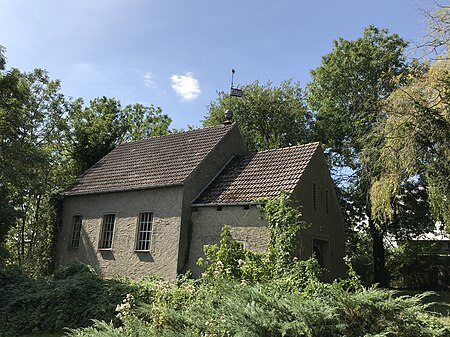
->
230, 69, 243, 97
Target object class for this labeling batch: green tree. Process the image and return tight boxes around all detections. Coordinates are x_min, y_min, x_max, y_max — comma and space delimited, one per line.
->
370, 5, 450, 231
307, 26, 410, 286
370, 57, 450, 231
203, 79, 313, 151
68, 97, 171, 173
0, 67, 71, 273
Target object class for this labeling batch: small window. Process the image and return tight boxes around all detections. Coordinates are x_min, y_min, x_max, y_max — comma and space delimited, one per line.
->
99, 214, 115, 249
70, 215, 82, 248
236, 240, 248, 250
312, 183, 317, 210
136, 212, 153, 251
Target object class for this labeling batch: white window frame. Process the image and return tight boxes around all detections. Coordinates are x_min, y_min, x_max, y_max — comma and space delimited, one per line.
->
70, 215, 83, 248
135, 212, 153, 252
236, 240, 248, 250
99, 213, 116, 250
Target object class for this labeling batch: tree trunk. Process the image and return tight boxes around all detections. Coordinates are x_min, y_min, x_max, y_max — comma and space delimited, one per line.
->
369, 217, 388, 287
19, 215, 26, 267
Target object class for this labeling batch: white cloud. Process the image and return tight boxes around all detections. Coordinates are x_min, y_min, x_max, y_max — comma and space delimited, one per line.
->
143, 72, 155, 87
170, 72, 201, 101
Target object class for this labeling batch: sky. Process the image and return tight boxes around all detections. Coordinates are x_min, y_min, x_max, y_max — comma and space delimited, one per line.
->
0, 0, 437, 129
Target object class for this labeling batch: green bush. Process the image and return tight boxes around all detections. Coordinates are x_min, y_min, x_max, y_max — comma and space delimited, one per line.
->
0, 263, 145, 337
387, 241, 450, 290
68, 279, 450, 337
198, 194, 320, 291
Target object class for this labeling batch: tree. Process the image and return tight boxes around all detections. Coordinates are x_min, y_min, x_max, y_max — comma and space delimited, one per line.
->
420, 3, 450, 58
307, 26, 411, 286
369, 4, 450, 232
0, 46, 14, 262
203, 80, 313, 151
0, 67, 71, 273
370, 43, 450, 230
68, 97, 172, 173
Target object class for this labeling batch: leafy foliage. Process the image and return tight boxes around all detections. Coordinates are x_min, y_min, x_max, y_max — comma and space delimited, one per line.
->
387, 241, 450, 290
0, 263, 146, 337
368, 5, 450, 230
307, 25, 409, 171
0, 67, 72, 274
203, 79, 313, 151
369, 58, 450, 228
263, 194, 309, 270
67, 279, 450, 337
68, 97, 171, 173
307, 25, 412, 286
198, 194, 316, 290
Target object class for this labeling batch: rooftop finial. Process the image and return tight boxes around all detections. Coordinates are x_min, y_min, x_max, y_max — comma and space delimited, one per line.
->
224, 109, 233, 124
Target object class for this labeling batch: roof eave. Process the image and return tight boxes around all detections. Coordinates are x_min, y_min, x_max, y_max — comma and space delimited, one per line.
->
191, 201, 266, 207
62, 182, 183, 198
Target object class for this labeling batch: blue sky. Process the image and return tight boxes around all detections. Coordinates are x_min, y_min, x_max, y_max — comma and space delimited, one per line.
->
0, 0, 435, 129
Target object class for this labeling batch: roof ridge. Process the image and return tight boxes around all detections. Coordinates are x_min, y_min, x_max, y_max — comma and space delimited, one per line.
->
247, 141, 320, 155
116, 123, 235, 147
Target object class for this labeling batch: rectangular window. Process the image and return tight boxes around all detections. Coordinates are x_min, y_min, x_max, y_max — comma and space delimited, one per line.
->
99, 214, 115, 249
313, 239, 329, 269
236, 240, 248, 250
136, 212, 153, 251
70, 215, 82, 248
313, 183, 317, 210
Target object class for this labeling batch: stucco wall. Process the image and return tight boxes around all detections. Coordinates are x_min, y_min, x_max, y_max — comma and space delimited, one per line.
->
55, 186, 183, 280
186, 147, 346, 280
291, 148, 346, 279
187, 205, 268, 277
178, 124, 247, 273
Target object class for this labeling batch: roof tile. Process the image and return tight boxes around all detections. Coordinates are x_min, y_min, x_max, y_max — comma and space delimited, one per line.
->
64, 124, 234, 196
193, 142, 319, 204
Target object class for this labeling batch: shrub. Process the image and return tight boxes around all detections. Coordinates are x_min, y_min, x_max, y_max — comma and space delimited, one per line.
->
197, 194, 320, 291
0, 263, 145, 337
68, 279, 450, 337
387, 241, 450, 290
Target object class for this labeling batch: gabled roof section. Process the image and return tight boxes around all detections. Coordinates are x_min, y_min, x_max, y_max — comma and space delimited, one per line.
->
64, 124, 236, 196
193, 142, 320, 205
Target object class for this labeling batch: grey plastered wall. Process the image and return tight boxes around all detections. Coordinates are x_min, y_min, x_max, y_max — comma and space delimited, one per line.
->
178, 124, 247, 273
187, 205, 268, 277
55, 186, 183, 280
290, 148, 346, 279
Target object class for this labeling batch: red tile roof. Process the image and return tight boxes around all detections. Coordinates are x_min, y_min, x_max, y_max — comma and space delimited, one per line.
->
193, 142, 320, 204
63, 124, 235, 196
